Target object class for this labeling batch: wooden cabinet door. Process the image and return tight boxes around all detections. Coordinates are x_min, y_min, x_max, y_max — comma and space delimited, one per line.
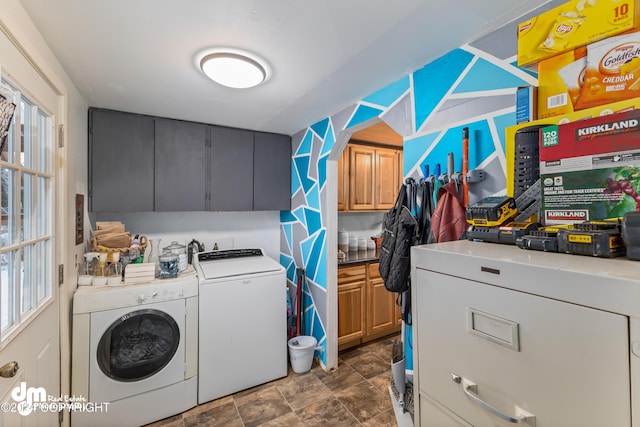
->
366, 263, 396, 335
154, 119, 207, 211
338, 265, 366, 345
89, 109, 155, 212
349, 145, 375, 210
337, 148, 349, 212
209, 126, 254, 211
374, 148, 400, 210
254, 132, 291, 210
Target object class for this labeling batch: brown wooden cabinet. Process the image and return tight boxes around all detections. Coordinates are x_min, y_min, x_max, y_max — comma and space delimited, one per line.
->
338, 143, 402, 212
338, 262, 401, 350
366, 263, 397, 335
337, 265, 366, 345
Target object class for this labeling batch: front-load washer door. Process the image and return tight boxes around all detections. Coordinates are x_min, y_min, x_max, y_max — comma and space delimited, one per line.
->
89, 299, 186, 403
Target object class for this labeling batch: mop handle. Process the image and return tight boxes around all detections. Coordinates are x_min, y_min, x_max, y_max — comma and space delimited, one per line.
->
462, 127, 469, 207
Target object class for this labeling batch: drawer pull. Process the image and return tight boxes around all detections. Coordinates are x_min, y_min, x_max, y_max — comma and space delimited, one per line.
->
451, 374, 536, 425
481, 266, 500, 275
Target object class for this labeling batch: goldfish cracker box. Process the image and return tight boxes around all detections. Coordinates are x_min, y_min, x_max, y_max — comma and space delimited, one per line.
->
518, 0, 640, 67
538, 47, 587, 118
539, 109, 640, 224
576, 30, 640, 109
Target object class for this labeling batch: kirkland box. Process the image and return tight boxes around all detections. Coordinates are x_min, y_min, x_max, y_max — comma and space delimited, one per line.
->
517, 0, 639, 67
540, 109, 640, 225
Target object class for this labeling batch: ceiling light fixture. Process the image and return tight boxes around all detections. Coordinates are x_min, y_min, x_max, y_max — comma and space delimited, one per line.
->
198, 48, 270, 89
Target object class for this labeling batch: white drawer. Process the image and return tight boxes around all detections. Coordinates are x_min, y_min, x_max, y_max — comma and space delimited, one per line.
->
415, 269, 631, 427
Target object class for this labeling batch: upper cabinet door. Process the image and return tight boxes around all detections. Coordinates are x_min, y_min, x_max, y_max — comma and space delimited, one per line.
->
253, 132, 291, 211
349, 145, 375, 210
375, 147, 400, 210
154, 119, 207, 211
89, 109, 155, 212
210, 126, 254, 211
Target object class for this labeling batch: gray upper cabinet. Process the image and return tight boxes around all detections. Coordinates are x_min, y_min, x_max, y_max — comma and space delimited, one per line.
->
154, 119, 207, 211
89, 109, 155, 212
209, 126, 254, 211
254, 132, 291, 210
88, 108, 291, 212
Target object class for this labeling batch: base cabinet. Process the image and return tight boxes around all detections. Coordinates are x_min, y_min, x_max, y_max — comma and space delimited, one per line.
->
338, 262, 400, 350
411, 242, 633, 427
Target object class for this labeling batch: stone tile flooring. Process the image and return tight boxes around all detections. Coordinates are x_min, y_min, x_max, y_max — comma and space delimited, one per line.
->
146, 334, 400, 427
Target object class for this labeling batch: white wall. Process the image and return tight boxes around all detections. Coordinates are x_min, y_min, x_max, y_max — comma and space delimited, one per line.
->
91, 211, 281, 261
338, 211, 385, 241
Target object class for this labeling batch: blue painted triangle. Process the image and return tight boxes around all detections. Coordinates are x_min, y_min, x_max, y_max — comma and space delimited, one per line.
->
296, 130, 313, 156
414, 49, 475, 132
304, 207, 322, 236
294, 155, 315, 193
282, 224, 293, 252
280, 211, 297, 223
346, 104, 384, 129
453, 58, 530, 94
404, 132, 440, 177
318, 155, 328, 190
292, 207, 307, 227
363, 76, 410, 108
291, 158, 302, 195
311, 118, 330, 139
320, 125, 335, 157
300, 235, 315, 267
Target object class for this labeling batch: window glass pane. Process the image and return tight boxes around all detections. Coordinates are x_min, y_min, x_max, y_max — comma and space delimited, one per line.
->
20, 101, 32, 168
38, 111, 49, 173
37, 176, 49, 237
1, 111, 13, 164
20, 246, 33, 314
2, 168, 16, 245
36, 240, 49, 303
22, 173, 33, 241
1, 250, 17, 332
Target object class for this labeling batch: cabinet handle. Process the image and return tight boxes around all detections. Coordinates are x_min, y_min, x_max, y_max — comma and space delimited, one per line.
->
451, 374, 535, 425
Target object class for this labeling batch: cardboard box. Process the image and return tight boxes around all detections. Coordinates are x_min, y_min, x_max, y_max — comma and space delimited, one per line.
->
537, 47, 587, 119
518, 0, 639, 68
539, 109, 640, 224
516, 86, 538, 123
505, 96, 640, 197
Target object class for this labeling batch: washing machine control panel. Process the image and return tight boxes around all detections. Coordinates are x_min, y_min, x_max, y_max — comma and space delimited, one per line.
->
73, 276, 198, 313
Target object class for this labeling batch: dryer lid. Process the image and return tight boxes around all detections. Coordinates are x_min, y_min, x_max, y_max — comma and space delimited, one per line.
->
194, 248, 282, 281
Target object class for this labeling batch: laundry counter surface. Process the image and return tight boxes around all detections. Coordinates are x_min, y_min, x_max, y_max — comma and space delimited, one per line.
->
338, 249, 379, 267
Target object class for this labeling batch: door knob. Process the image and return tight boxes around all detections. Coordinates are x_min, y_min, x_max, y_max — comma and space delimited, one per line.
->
0, 361, 19, 378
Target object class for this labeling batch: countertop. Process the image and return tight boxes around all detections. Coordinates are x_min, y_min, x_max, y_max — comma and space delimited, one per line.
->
411, 240, 640, 318
338, 249, 380, 267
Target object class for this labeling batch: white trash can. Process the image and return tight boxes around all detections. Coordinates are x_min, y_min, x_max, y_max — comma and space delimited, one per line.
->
287, 336, 317, 373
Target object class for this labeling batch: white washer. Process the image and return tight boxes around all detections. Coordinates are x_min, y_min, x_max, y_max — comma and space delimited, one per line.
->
71, 271, 198, 427
194, 248, 287, 404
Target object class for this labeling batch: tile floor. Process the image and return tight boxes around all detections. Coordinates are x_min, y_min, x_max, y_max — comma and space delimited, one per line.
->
146, 334, 400, 427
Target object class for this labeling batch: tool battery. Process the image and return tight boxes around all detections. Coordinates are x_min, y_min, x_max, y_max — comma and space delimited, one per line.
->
516, 228, 561, 252
468, 221, 540, 245
466, 196, 518, 227
557, 221, 625, 258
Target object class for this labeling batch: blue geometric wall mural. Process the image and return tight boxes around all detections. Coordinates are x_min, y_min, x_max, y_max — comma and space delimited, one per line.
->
413, 48, 474, 132
363, 76, 411, 107
280, 16, 541, 368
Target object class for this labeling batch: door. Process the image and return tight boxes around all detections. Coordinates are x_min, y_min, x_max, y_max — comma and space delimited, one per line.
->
253, 132, 291, 211
209, 126, 254, 211
0, 26, 62, 427
89, 109, 155, 212
154, 119, 207, 211
349, 145, 375, 210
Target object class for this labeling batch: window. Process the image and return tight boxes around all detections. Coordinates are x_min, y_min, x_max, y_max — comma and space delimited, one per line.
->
0, 79, 54, 338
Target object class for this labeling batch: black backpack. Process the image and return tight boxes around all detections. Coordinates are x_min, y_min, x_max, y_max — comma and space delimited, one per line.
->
378, 185, 418, 293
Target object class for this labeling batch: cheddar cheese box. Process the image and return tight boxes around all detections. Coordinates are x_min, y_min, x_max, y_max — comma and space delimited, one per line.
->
539, 109, 640, 224
537, 47, 587, 118
518, 0, 639, 67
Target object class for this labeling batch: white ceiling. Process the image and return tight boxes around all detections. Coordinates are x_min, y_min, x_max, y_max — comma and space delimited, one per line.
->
19, 0, 550, 135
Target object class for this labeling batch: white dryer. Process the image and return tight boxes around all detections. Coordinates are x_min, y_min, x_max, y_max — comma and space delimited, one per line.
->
194, 249, 287, 404
71, 271, 198, 427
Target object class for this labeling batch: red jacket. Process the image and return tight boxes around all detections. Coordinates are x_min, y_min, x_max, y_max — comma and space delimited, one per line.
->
431, 183, 467, 243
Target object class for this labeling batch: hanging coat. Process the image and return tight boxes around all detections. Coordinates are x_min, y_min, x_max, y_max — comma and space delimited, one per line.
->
430, 182, 467, 243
